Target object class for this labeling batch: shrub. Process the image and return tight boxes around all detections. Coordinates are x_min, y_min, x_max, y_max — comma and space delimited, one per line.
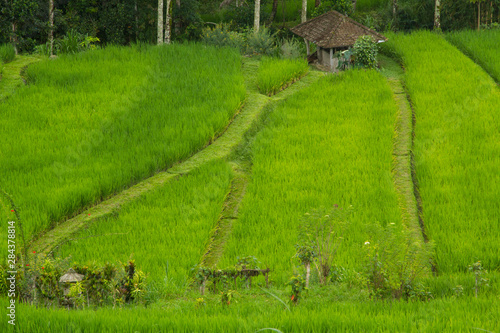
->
57, 30, 84, 54
351, 35, 378, 69
0, 43, 16, 63
201, 24, 244, 51
362, 223, 434, 300
34, 43, 51, 57
245, 28, 276, 56
278, 38, 302, 59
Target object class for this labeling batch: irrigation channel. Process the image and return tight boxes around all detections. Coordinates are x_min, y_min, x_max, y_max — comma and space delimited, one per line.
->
28, 59, 325, 258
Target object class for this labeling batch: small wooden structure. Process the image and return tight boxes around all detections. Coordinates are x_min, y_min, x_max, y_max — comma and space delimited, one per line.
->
59, 268, 84, 295
291, 11, 387, 71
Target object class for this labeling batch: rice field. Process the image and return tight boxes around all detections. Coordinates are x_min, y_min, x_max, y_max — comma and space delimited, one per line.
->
258, 57, 309, 96
3, 295, 499, 332
220, 70, 401, 283
384, 31, 500, 273
55, 159, 232, 287
447, 29, 500, 83
0, 44, 245, 250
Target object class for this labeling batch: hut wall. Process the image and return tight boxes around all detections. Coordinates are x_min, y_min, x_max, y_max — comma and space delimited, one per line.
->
319, 48, 330, 67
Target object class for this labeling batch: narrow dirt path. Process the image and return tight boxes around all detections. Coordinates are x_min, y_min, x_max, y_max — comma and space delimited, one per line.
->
379, 55, 429, 245
0, 55, 40, 100
31, 59, 324, 256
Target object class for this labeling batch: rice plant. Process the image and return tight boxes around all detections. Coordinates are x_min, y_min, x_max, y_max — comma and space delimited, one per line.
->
221, 70, 401, 284
56, 159, 232, 287
447, 29, 500, 83
257, 57, 309, 96
384, 31, 500, 273
4, 293, 499, 332
0, 43, 15, 64
0, 43, 245, 250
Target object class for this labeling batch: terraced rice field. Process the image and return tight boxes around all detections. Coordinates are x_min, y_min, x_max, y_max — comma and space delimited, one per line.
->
384, 31, 500, 273
447, 29, 500, 82
55, 160, 232, 288
0, 44, 245, 252
220, 70, 402, 283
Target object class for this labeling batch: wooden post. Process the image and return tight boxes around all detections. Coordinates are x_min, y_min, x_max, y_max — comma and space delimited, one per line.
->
305, 39, 310, 56
330, 48, 334, 70
200, 277, 206, 295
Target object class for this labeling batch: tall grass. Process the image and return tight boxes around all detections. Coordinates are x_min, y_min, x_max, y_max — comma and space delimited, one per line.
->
221, 70, 401, 283
447, 29, 500, 83
0, 44, 245, 249
385, 31, 500, 273
56, 159, 232, 287
0, 44, 15, 64
258, 57, 309, 96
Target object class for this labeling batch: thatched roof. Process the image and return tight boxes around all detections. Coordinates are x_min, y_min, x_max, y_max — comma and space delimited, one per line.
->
59, 268, 84, 283
291, 11, 387, 49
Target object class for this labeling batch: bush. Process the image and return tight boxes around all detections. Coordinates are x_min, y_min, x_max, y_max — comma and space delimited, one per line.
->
57, 30, 84, 54
201, 24, 245, 51
362, 223, 434, 300
0, 43, 16, 63
351, 35, 378, 69
245, 28, 276, 56
278, 38, 302, 59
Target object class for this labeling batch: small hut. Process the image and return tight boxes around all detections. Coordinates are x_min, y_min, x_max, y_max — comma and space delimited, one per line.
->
291, 11, 387, 71
59, 268, 84, 295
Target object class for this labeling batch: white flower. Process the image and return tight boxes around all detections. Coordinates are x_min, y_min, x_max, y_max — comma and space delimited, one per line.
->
364, 241, 370, 245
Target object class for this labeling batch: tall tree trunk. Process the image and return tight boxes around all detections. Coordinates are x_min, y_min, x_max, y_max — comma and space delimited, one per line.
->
175, 0, 181, 35
301, 0, 307, 23
268, 0, 279, 25
254, 0, 260, 33
49, 0, 54, 56
11, 22, 18, 55
135, 0, 139, 42
158, 0, 164, 44
352, 0, 357, 12
490, 1, 493, 24
393, 0, 398, 20
478, 1, 481, 30
434, 0, 440, 30
165, 0, 172, 44
315, 0, 320, 7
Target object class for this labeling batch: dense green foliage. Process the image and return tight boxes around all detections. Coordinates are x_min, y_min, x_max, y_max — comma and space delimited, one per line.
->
384, 31, 500, 273
447, 29, 500, 82
352, 35, 378, 69
258, 57, 309, 95
221, 70, 401, 284
0, 44, 245, 249
56, 160, 232, 287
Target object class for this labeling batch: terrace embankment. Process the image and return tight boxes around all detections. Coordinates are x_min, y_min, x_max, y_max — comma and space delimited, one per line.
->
0, 55, 40, 100
31, 59, 324, 257
198, 65, 325, 269
379, 55, 431, 257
